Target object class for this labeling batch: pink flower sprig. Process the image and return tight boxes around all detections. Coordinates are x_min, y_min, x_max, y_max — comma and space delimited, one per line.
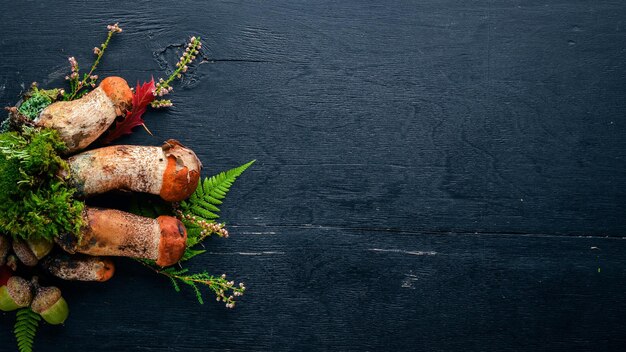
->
137, 260, 247, 308
106, 23, 122, 33
64, 23, 122, 100
163, 270, 246, 308
214, 274, 246, 308
175, 209, 230, 240
153, 36, 202, 98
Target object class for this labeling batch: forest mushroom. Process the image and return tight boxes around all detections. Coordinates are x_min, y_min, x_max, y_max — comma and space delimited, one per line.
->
31, 286, 69, 325
42, 255, 115, 282
35, 77, 132, 153
56, 207, 187, 267
0, 276, 33, 311
67, 139, 202, 202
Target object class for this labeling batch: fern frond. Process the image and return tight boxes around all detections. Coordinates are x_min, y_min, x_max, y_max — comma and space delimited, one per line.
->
178, 160, 254, 247
179, 160, 255, 220
189, 204, 219, 220
188, 197, 220, 213
14, 308, 41, 352
180, 248, 206, 262
184, 226, 203, 244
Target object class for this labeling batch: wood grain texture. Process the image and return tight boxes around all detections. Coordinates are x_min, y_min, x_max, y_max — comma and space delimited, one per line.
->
2, 228, 626, 351
1, 0, 625, 351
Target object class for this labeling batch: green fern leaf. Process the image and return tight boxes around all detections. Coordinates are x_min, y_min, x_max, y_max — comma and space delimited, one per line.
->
14, 308, 40, 352
189, 204, 219, 220
180, 248, 206, 262
192, 198, 221, 213
184, 226, 202, 242
207, 195, 223, 205
180, 160, 255, 221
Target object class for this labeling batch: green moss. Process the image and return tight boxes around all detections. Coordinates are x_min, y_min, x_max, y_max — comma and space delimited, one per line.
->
17, 87, 59, 120
0, 127, 83, 241
18, 94, 51, 120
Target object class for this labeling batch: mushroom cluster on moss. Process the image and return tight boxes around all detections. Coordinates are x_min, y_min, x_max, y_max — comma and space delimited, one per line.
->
0, 76, 203, 327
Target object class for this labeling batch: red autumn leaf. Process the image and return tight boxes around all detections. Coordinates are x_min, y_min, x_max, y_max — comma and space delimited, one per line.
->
101, 78, 156, 144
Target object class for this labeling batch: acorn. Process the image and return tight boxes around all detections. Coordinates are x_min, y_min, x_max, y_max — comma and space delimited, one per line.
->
12, 239, 38, 267
12, 238, 53, 267
0, 276, 33, 311
31, 286, 69, 325
26, 238, 54, 260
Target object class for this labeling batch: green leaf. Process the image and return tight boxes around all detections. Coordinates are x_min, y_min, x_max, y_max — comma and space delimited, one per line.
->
179, 160, 254, 245
14, 308, 41, 352
180, 160, 255, 218
180, 248, 207, 262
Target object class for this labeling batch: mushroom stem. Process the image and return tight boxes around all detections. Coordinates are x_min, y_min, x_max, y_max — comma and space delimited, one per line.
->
56, 207, 187, 267
67, 139, 201, 202
35, 77, 132, 153
42, 255, 115, 282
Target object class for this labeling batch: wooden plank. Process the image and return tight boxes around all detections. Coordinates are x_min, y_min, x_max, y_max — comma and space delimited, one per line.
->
1, 227, 625, 351
0, 1, 625, 351
0, 1, 625, 236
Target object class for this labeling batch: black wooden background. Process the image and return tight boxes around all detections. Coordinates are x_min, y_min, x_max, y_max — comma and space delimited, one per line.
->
1, 1, 626, 351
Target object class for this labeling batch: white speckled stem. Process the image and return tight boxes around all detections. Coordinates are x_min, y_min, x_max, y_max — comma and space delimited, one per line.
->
68, 145, 166, 198
35, 87, 117, 153
67, 141, 201, 201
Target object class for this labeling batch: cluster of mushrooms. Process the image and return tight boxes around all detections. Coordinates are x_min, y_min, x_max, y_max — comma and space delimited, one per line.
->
0, 77, 202, 323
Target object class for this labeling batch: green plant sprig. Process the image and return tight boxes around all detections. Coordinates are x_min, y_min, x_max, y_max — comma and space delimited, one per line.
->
64, 23, 122, 101
138, 262, 245, 308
